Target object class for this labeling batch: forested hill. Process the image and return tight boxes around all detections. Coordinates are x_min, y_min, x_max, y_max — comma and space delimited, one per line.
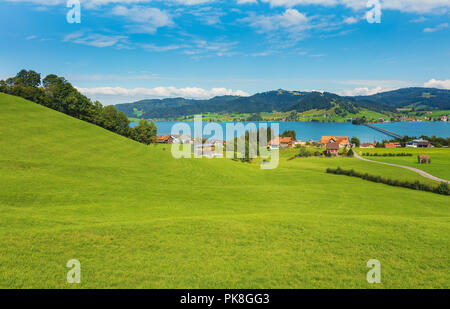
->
115, 90, 390, 119
116, 88, 450, 119
355, 87, 450, 110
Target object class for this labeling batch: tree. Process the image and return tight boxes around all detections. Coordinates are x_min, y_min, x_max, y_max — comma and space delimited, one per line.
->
42, 74, 61, 88
281, 130, 296, 141
286, 110, 298, 121
351, 136, 360, 147
131, 119, 157, 145
247, 113, 263, 121
14, 70, 41, 88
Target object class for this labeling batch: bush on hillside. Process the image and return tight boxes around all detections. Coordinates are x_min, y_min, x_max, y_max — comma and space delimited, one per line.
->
326, 167, 449, 196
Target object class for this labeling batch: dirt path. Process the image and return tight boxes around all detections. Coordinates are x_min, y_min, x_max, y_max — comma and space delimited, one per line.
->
354, 152, 450, 184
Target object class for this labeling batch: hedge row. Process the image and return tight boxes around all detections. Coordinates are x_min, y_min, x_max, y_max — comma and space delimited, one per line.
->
362, 153, 413, 157
326, 167, 449, 196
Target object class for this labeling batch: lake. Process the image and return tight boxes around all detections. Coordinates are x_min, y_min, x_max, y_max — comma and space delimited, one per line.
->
130, 121, 450, 143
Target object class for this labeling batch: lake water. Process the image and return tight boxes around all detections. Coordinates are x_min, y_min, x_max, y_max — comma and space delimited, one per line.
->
130, 121, 450, 143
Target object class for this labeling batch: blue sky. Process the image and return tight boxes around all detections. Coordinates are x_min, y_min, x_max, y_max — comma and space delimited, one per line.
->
0, 0, 449, 104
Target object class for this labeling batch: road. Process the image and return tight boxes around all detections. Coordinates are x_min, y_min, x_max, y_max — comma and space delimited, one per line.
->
353, 151, 450, 184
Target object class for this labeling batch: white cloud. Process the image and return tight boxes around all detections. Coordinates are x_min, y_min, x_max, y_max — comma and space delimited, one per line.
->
339, 86, 395, 96
76, 86, 250, 99
410, 16, 427, 23
63, 31, 128, 48
424, 79, 450, 89
237, 0, 258, 4
377, 0, 450, 14
6, 0, 450, 14
343, 16, 358, 24
258, 0, 450, 14
141, 43, 186, 52
423, 23, 448, 33
5, 0, 215, 9
112, 5, 173, 33
242, 8, 309, 33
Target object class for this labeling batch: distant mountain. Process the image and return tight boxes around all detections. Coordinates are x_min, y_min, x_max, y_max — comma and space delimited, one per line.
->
115, 87, 450, 119
355, 87, 450, 110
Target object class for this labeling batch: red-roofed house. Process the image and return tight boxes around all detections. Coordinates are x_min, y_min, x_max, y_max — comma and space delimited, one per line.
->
268, 137, 293, 149
385, 142, 402, 148
320, 136, 350, 148
326, 142, 340, 156
157, 135, 173, 144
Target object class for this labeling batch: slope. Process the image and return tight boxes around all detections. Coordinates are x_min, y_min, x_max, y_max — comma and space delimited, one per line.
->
0, 93, 449, 288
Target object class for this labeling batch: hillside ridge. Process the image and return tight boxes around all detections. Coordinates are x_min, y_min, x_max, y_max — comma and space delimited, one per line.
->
116, 87, 450, 120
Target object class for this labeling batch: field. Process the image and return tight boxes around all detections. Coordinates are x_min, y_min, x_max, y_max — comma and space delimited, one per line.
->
359, 148, 450, 180
0, 93, 449, 289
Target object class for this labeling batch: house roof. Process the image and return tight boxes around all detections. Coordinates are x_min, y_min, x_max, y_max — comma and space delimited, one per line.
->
361, 142, 377, 147
320, 136, 349, 144
279, 137, 293, 144
326, 142, 340, 150
268, 137, 292, 145
157, 135, 172, 142
385, 142, 401, 148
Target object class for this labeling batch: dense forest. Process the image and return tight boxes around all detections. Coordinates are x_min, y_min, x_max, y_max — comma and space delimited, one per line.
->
0, 70, 158, 145
116, 87, 450, 119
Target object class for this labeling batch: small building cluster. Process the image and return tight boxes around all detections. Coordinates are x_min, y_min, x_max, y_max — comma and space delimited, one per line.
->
406, 139, 433, 148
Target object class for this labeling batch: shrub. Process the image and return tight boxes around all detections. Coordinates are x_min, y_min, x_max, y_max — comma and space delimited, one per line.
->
326, 167, 449, 196
363, 152, 413, 157
435, 182, 449, 195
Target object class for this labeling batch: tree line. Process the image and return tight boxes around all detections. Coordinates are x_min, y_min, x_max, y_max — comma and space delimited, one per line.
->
327, 167, 449, 196
0, 70, 157, 145
377, 135, 450, 147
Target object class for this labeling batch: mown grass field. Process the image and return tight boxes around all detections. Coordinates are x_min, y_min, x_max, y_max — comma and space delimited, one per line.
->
0, 93, 449, 289
359, 148, 450, 180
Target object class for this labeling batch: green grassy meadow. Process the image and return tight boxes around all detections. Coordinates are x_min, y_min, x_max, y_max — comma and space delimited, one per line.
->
359, 148, 450, 180
0, 93, 449, 289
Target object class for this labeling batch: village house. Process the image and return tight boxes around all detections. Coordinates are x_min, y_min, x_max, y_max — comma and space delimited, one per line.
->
293, 140, 306, 146
360, 142, 377, 149
406, 139, 433, 148
194, 143, 224, 158
320, 136, 350, 148
172, 134, 193, 144
325, 142, 340, 156
418, 155, 431, 164
268, 137, 293, 149
208, 139, 226, 148
385, 142, 402, 148
157, 135, 174, 144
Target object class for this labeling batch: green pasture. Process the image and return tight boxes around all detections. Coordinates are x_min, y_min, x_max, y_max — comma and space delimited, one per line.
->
0, 93, 448, 288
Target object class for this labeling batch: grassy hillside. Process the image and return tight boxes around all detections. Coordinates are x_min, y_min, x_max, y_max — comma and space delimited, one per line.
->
359, 148, 450, 180
0, 93, 449, 288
